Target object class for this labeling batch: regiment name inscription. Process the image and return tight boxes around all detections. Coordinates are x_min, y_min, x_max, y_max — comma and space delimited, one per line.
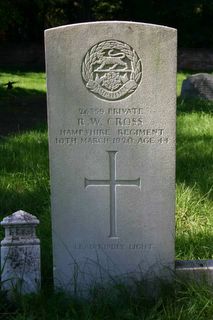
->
54, 106, 169, 145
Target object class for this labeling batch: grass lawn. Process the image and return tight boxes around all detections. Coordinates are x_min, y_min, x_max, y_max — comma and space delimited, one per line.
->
0, 70, 213, 319
0, 71, 46, 96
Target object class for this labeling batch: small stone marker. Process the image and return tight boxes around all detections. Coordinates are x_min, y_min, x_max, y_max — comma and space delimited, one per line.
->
1, 210, 40, 294
45, 21, 177, 294
181, 73, 213, 101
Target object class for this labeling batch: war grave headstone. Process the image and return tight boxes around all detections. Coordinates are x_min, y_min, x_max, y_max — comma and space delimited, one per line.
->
45, 21, 177, 294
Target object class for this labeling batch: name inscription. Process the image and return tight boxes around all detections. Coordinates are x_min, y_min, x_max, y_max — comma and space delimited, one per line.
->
54, 107, 170, 145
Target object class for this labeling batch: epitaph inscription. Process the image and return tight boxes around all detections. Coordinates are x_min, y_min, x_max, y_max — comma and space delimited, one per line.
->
85, 151, 141, 238
82, 40, 142, 101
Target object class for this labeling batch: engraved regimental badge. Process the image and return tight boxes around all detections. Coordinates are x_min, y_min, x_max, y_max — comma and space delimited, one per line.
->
81, 40, 142, 101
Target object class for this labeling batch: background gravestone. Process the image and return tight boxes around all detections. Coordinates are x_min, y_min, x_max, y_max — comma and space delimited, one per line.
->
181, 73, 213, 101
45, 21, 177, 294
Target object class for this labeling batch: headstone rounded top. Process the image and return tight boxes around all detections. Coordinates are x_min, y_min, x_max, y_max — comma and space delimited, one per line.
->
1, 210, 39, 226
45, 21, 177, 33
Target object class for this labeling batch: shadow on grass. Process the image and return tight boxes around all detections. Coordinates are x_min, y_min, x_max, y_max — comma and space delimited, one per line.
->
177, 97, 213, 113
0, 85, 46, 98
0, 87, 47, 136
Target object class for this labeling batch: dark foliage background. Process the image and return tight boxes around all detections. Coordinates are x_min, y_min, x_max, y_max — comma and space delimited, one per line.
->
0, 0, 212, 47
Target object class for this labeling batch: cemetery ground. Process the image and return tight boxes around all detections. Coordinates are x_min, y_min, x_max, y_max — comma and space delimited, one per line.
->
0, 69, 213, 319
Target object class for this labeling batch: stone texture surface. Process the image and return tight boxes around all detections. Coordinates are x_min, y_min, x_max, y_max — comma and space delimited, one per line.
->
176, 260, 213, 284
45, 21, 177, 294
1, 210, 40, 294
181, 73, 213, 100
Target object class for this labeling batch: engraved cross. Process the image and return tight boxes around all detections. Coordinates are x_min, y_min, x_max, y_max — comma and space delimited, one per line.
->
85, 151, 141, 239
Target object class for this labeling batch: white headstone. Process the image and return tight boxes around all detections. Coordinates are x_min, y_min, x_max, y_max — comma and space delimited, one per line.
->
1, 210, 40, 294
45, 21, 177, 294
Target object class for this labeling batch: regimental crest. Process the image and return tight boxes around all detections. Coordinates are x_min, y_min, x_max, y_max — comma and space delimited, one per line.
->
81, 40, 142, 101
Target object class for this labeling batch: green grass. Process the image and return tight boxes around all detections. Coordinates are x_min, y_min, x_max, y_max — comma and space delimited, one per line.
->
0, 70, 46, 96
176, 75, 213, 260
0, 70, 213, 319
1, 279, 213, 319
176, 71, 190, 96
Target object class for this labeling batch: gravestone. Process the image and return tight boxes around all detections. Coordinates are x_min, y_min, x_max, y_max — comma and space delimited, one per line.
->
45, 21, 177, 294
181, 73, 213, 101
1, 210, 40, 294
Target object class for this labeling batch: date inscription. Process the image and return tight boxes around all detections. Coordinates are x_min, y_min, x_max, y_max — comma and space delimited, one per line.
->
54, 106, 170, 145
